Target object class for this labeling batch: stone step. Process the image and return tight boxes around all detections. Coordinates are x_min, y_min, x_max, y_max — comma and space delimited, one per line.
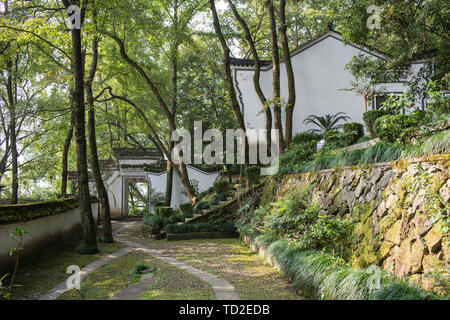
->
219, 201, 228, 205
202, 209, 211, 214
193, 213, 202, 218
177, 222, 184, 225
185, 217, 194, 223
226, 197, 233, 201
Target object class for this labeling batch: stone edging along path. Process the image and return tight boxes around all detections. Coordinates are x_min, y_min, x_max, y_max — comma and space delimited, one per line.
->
39, 221, 239, 300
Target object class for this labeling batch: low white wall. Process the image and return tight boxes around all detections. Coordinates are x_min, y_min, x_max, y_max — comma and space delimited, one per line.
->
0, 202, 98, 272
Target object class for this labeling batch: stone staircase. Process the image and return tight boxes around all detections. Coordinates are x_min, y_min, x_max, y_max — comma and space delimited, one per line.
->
176, 197, 235, 226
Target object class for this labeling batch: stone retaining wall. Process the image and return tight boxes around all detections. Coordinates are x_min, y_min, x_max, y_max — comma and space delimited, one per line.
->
263, 154, 449, 290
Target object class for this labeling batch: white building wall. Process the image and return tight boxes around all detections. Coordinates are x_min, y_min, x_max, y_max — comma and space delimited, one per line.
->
233, 32, 423, 137
101, 166, 220, 216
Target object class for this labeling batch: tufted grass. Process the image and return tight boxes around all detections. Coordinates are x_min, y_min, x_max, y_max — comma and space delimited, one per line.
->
408, 130, 450, 157
247, 233, 438, 300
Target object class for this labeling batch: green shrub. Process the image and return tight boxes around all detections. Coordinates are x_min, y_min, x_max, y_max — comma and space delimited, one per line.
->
193, 200, 209, 214
76, 243, 98, 255
155, 206, 174, 217
143, 213, 168, 231
244, 165, 260, 185
291, 132, 322, 145
323, 124, 364, 149
208, 194, 220, 207
277, 139, 318, 176
343, 122, 364, 144
217, 222, 237, 233
131, 263, 153, 276
309, 215, 354, 256
323, 130, 341, 144
216, 191, 231, 202
179, 202, 193, 216
374, 110, 429, 143
356, 136, 372, 144
166, 213, 188, 224
197, 186, 214, 201
363, 110, 388, 138
213, 179, 230, 194
164, 222, 217, 234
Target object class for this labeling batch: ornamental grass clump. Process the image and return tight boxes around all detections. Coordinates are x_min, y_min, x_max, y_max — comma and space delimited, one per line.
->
249, 234, 436, 300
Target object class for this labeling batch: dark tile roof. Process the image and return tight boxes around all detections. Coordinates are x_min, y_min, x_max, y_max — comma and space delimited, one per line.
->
230, 58, 271, 67
98, 158, 117, 169
231, 29, 389, 69
113, 148, 163, 159
68, 171, 94, 181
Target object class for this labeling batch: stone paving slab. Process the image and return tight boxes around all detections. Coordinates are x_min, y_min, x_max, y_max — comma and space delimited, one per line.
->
109, 273, 156, 300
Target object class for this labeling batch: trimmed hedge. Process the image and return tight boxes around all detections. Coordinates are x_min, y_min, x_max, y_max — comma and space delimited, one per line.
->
179, 202, 193, 216
343, 122, 364, 145
373, 111, 429, 143
213, 179, 230, 194
193, 200, 209, 214
143, 214, 167, 230
0, 197, 82, 225
155, 206, 174, 217
363, 110, 388, 138
244, 165, 260, 184
165, 222, 217, 234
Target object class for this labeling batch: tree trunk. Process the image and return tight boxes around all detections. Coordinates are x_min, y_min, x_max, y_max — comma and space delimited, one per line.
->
278, 0, 295, 146
165, 1, 178, 206
266, 0, 285, 154
6, 60, 18, 204
209, 0, 249, 165
227, 0, 272, 154
61, 110, 74, 198
64, 0, 97, 251
85, 17, 113, 243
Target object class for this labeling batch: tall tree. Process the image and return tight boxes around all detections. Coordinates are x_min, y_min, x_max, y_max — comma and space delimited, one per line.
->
226, 0, 272, 152
208, 0, 248, 166
266, 0, 285, 154
278, 0, 295, 146
62, 0, 97, 251
85, 4, 113, 242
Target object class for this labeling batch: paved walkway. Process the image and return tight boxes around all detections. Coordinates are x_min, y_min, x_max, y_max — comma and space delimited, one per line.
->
39, 220, 239, 300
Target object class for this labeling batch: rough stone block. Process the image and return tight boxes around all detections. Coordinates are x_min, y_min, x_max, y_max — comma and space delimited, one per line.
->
376, 201, 387, 217
385, 194, 399, 210
394, 239, 411, 277
423, 222, 443, 253
422, 254, 441, 273
370, 167, 383, 185
379, 171, 395, 190
414, 216, 433, 236
410, 239, 426, 274
385, 220, 402, 245
380, 241, 393, 259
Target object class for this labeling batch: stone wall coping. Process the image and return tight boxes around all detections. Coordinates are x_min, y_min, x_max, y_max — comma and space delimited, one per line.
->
285, 154, 450, 177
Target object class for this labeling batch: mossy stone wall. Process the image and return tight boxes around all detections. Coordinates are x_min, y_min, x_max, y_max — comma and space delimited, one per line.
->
263, 154, 449, 291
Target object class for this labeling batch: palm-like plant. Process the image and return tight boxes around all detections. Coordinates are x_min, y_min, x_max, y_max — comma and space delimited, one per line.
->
303, 112, 351, 133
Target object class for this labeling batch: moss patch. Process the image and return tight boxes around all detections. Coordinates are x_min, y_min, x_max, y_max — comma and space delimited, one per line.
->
58, 250, 145, 300
9, 242, 124, 300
